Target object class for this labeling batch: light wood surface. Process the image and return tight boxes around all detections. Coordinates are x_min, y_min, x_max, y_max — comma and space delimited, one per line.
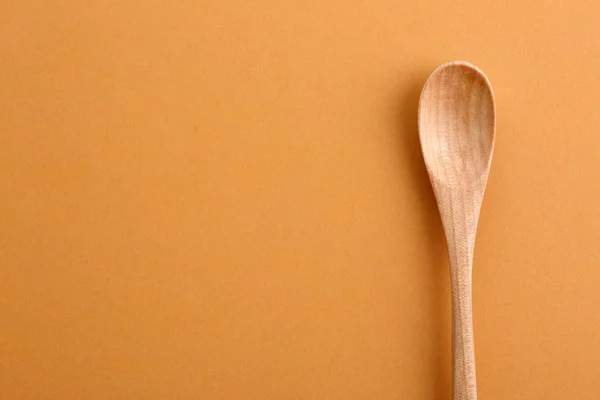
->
418, 61, 496, 400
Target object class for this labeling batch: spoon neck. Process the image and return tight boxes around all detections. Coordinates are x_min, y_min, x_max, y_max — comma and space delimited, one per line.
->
436, 187, 484, 268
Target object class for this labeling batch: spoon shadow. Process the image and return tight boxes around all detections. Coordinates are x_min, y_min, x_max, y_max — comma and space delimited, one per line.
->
394, 72, 452, 399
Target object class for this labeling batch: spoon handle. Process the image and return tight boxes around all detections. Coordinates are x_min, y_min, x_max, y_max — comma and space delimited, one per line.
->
442, 196, 480, 400
448, 242, 477, 400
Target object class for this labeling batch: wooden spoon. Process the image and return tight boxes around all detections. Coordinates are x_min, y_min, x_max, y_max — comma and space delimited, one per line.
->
418, 61, 496, 400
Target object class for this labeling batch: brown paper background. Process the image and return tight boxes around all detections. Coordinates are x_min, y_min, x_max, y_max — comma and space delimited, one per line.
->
2, 1, 600, 399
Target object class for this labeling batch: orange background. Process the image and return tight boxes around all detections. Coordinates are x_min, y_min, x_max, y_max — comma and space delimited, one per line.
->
2, 1, 600, 399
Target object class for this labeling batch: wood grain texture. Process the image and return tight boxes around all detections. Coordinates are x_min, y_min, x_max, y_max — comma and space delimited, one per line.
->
418, 61, 496, 400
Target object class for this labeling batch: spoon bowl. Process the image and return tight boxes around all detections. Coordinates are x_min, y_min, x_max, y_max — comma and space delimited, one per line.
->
419, 61, 495, 188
